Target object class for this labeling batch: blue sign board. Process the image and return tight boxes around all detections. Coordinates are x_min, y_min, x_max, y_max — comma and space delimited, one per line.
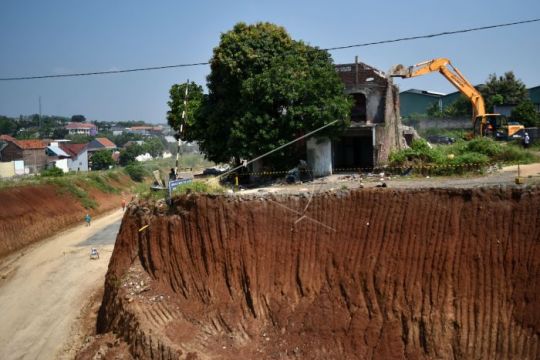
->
168, 178, 192, 194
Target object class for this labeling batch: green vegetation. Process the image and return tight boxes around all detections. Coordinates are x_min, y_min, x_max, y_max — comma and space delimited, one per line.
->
427, 94, 471, 118
85, 172, 119, 193
91, 150, 114, 170
389, 137, 538, 175
511, 99, 540, 127
172, 180, 225, 195
481, 72, 528, 113
118, 138, 165, 166
168, 22, 352, 167
0, 169, 130, 209
47, 177, 98, 209
124, 163, 148, 182
41, 167, 64, 177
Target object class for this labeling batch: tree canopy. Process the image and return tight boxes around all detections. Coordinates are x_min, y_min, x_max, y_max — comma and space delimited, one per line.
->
167, 82, 205, 142
168, 22, 351, 165
480, 72, 528, 112
511, 99, 540, 127
91, 150, 114, 170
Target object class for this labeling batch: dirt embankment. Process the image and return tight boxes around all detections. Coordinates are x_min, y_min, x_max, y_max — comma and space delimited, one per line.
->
0, 175, 131, 259
97, 188, 540, 359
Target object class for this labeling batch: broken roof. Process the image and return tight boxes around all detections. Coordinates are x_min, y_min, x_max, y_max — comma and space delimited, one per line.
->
335, 62, 387, 88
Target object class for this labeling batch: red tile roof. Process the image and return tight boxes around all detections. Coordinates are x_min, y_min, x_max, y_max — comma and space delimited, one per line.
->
96, 137, 116, 148
15, 139, 47, 149
60, 143, 87, 157
0, 134, 16, 142
65, 122, 97, 129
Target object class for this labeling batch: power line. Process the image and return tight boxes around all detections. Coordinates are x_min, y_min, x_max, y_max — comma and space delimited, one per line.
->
324, 18, 540, 50
1, 18, 538, 81
0, 62, 210, 81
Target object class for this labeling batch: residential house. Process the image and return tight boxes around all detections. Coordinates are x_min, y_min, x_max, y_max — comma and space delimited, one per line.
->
298, 60, 406, 176
0, 135, 16, 161
111, 126, 126, 136
127, 125, 164, 136
87, 137, 116, 152
65, 122, 98, 136
60, 143, 89, 172
45, 142, 71, 172
0, 139, 48, 174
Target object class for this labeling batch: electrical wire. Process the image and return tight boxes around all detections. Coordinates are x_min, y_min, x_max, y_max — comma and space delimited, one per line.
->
1, 18, 538, 81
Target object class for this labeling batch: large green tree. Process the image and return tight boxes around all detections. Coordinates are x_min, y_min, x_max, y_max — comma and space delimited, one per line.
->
173, 22, 352, 164
481, 72, 528, 112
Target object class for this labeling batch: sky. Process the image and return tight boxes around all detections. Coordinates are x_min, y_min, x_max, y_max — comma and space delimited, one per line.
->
1, 0, 539, 123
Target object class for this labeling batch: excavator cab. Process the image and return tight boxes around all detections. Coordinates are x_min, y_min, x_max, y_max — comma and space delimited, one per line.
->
474, 114, 524, 140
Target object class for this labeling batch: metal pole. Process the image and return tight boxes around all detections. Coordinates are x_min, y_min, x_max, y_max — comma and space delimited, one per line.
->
175, 79, 189, 176
38, 96, 42, 134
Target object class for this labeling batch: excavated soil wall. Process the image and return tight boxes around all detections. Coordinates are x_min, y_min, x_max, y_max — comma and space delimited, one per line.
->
98, 188, 539, 359
0, 181, 127, 259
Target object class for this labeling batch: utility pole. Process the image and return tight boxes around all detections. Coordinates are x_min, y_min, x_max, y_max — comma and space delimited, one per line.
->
175, 80, 189, 176
38, 96, 42, 135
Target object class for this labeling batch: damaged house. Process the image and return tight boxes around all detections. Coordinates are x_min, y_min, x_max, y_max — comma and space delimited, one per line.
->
307, 59, 408, 176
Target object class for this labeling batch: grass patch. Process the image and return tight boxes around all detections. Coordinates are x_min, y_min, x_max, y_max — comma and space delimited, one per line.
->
47, 177, 98, 209
389, 137, 539, 176
172, 180, 225, 195
85, 172, 119, 194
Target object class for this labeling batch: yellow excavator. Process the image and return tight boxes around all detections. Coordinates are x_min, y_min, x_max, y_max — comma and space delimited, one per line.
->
390, 58, 524, 139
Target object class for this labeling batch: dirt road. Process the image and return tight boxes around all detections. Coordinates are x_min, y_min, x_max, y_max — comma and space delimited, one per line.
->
0, 210, 124, 360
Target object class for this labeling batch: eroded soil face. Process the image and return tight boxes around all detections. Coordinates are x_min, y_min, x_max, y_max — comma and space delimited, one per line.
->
97, 188, 540, 359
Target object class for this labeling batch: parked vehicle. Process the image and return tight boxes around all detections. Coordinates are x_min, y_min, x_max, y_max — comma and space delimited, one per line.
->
427, 135, 456, 145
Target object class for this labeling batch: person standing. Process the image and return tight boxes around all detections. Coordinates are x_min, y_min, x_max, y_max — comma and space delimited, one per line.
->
121, 198, 126, 211
523, 132, 530, 149
85, 213, 91, 226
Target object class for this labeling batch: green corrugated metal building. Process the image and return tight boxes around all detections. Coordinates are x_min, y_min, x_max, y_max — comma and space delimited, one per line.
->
399, 89, 444, 118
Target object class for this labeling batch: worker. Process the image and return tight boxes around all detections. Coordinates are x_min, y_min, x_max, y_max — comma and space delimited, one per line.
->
523, 132, 531, 149
169, 168, 177, 181
85, 213, 91, 227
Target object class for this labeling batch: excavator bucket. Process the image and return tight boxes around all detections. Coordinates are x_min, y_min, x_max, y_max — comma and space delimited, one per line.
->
388, 64, 410, 77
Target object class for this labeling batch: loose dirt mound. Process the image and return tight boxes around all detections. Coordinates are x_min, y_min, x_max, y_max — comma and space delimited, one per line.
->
97, 188, 540, 359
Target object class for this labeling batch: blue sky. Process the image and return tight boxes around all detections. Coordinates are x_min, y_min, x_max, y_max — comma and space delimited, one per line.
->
1, 0, 539, 123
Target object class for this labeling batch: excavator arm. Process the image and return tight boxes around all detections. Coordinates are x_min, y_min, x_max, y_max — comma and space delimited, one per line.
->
390, 58, 486, 119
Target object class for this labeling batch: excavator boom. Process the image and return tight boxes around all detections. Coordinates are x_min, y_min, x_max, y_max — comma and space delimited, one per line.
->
390, 58, 485, 118
390, 58, 524, 138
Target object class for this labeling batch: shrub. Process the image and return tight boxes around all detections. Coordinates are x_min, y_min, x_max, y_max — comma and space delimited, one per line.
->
389, 139, 443, 167
41, 167, 64, 177
172, 180, 224, 195
462, 138, 503, 157
124, 164, 147, 182
493, 144, 538, 163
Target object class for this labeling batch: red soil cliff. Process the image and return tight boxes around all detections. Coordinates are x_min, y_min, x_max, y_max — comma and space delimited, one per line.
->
0, 179, 129, 259
98, 188, 540, 359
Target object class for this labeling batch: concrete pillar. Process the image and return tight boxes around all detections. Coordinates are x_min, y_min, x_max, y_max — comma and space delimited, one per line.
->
307, 137, 332, 177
